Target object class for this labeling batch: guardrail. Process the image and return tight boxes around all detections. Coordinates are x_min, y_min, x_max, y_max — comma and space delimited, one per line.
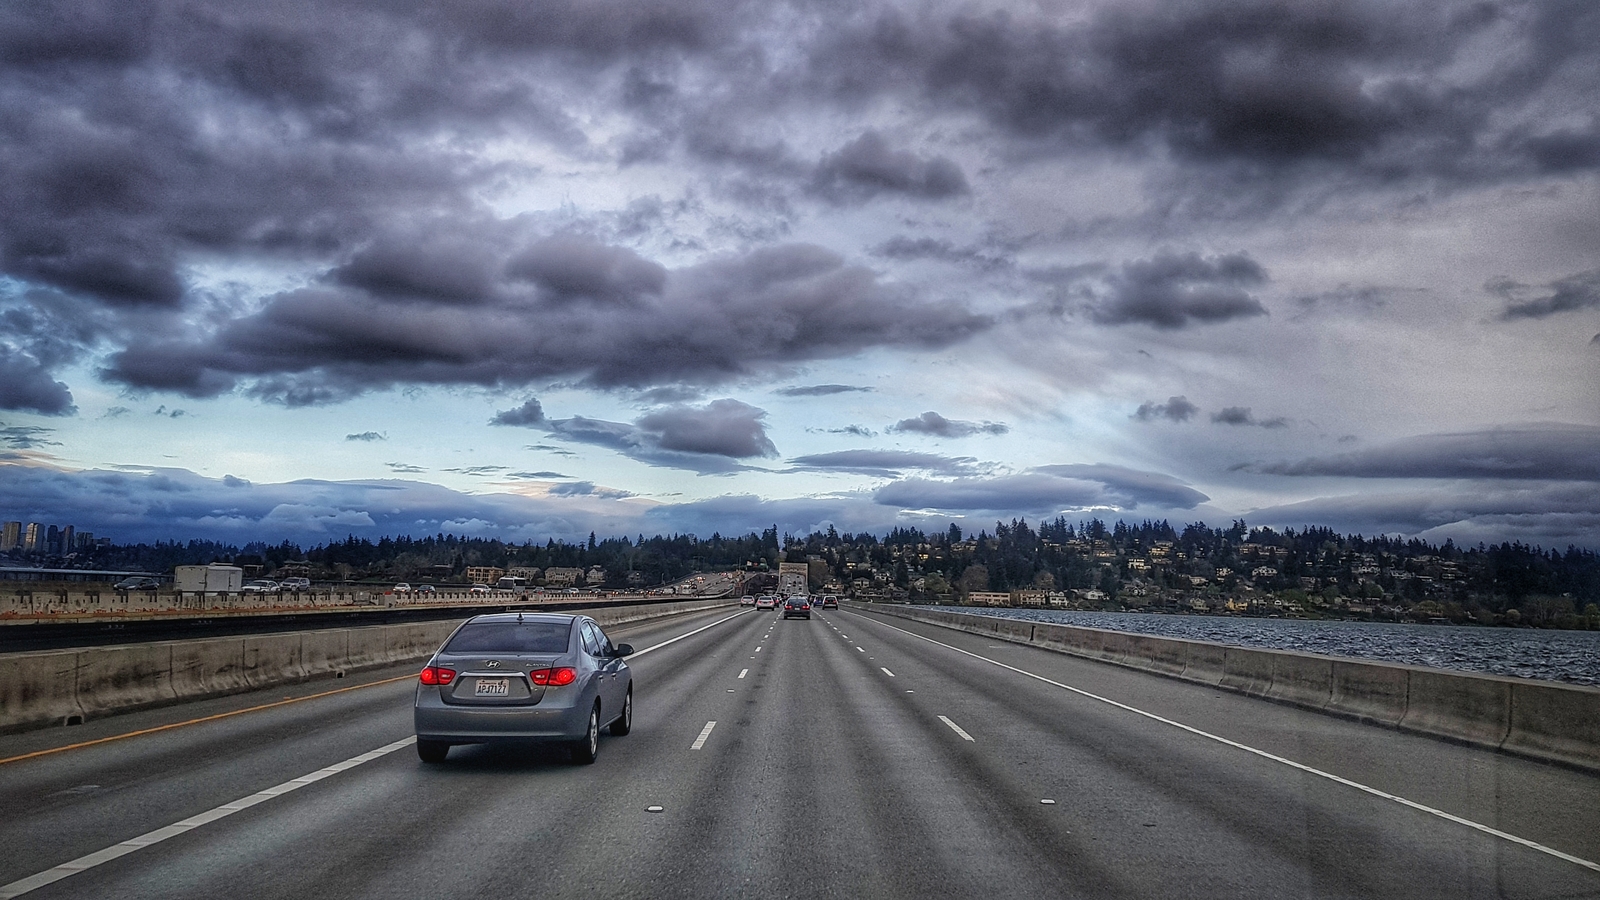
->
0, 597, 739, 734
867, 604, 1600, 774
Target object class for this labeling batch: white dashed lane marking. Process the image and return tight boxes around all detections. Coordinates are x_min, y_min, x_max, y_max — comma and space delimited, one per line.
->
939, 716, 975, 742
881, 668, 896, 677
738, 669, 748, 679
691, 721, 717, 750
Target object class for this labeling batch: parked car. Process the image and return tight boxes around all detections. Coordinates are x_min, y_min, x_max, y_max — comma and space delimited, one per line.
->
113, 576, 161, 591
820, 595, 839, 609
414, 613, 633, 764
783, 595, 811, 619
279, 577, 312, 592
240, 579, 280, 593
755, 596, 778, 610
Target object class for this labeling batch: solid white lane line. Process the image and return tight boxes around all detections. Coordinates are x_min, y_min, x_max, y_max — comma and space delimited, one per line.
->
691, 721, 717, 750
939, 716, 976, 742
0, 737, 416, 900
853, 612, 1600, 875
738, 669, 749, 679
881, 668, 896, 677
630, 610, 751, 659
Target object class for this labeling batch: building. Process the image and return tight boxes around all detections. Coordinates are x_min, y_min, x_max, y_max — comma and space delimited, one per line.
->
1, 522, 19, 551
22, 523, 41, 552
464, 566, 505, 586
544, 567, 583, 587
968, 591, 1011, 606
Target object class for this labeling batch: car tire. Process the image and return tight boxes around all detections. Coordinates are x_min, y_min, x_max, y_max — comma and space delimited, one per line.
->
571, 703, 600, 765
610, 685, 633, 736
417, 739, 450, 763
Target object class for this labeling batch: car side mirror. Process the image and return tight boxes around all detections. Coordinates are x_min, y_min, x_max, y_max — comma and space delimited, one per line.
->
613, 643, 634, 657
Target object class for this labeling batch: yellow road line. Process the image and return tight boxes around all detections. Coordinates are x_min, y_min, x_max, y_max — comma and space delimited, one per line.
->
0, 673, 415, 767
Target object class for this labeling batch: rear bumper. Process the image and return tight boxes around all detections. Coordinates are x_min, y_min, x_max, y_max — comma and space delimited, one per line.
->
415, 690, 591, 744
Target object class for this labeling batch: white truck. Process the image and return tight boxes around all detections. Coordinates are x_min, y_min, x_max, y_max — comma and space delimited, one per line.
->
173, 564, 244, 593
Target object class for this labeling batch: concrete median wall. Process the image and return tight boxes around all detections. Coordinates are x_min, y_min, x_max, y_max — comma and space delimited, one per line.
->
869, 604, 1600, 773
0, 597, 737, 733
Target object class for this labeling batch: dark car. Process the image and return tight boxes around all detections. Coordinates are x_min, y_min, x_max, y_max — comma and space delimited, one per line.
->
783, 595, 811, 619
414, 613, 633, 764
113, 576, 161, 591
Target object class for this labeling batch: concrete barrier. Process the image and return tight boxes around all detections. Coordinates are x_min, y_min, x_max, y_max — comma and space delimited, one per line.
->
0, 597, 738, 734
865, 604, 1600, 773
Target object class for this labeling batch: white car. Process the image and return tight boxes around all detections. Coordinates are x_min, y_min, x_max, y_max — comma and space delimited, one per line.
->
393, 582, 412, 594
241, 579, 280, 593
469, 584, 491, 595
279, 577, 312, 592
755, 596, 778, 610
739, 596, 757, 607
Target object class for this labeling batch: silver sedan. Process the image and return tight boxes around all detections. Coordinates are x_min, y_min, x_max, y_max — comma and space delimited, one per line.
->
414, 613, 633, 764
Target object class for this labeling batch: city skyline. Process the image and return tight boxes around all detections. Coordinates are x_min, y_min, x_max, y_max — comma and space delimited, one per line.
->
1, 0, 1596, 551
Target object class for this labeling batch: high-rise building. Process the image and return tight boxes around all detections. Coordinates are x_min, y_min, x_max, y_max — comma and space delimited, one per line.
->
76, 531, 94, 549
22, 523, 41, 552
60, 525, 75, 554
1, 521, 19, 551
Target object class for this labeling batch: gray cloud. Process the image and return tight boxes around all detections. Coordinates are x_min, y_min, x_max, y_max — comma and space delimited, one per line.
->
491, 399, 547, 427
386, 462, 426, 474
1495, 269, 1600, 320
345, 431, 386, 442
776, 384, 872, 397
873, 464, 1208, 513
1133, 396, 1200, 423
548, 481, 634, 499
787, 450, 979, 478
0, 347, 76, 415
1249, 424, 1600, 481
889, 411, 1008, 438
533, 399, 778, 474
872, 236, 1011, 270
0, 423, 61, 450
1212, 407, 1287, 428
809, 131, 969, 203
506, 471, 569, 480
1249, 483, 1600, 550
1094, 252, 1268, 329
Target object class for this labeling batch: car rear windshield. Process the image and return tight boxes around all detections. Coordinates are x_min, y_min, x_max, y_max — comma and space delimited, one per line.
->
444, 621, 571, 654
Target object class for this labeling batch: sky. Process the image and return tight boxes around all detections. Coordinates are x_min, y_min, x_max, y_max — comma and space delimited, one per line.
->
1, 0, 1597, 551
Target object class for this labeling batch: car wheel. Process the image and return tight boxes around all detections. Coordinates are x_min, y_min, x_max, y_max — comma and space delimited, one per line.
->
610, 685, 633, 736
571, 703, 600, 765
417, 739, 450, 763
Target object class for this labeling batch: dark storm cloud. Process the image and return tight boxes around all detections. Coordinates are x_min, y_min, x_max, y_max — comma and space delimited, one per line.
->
490, 399, 547, 427
1133, 396, 1199, 423
787, 450, 979, 478
1249, 425, 1600, 481
809, 131, 969, 203
872, 237, 1012, 270
1094, 252, 1268, 329
1212, 407, 1287, 428
1250, 484, 1600, 551
776, 384, 872, 397
0, 348, 76, 415
102, 239, 992, 400
1494, 269, 1600, 320
873, 464, 1208, 513
889, 411, 1008, 438
802, 0, 1598, 183
345, 431, 386, 442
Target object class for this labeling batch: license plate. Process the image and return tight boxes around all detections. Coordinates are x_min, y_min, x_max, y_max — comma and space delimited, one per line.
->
474, 678, 509, 697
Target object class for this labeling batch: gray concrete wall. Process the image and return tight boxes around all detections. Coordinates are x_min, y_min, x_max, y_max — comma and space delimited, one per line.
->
0, 598, 737, 733
869, 604, 1600, 773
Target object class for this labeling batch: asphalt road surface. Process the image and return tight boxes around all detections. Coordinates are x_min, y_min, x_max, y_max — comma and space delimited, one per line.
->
4, 604, 1599, 899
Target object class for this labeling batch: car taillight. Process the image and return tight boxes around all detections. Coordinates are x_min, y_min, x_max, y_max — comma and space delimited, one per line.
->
529, 666, 577, 686
419, 665, 456, 685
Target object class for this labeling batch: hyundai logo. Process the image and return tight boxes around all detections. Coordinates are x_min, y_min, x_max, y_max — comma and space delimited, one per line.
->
484, 660, 502, 668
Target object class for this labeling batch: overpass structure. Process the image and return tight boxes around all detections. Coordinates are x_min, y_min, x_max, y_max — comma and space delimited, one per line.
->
2, 602, 1598, 898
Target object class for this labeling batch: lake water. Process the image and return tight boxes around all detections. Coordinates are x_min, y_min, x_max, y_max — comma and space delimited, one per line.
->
939, 607, 1600, 686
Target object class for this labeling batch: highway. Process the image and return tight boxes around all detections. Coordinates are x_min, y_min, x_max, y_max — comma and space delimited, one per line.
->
4, 604, 1599, 899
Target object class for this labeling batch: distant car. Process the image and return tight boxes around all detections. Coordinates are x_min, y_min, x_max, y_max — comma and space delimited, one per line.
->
783, 596, 811, 619
393, 582, 412, 594
739, 596, 757, 607
469, 584, 491, 595
820, 595, 839, 609
415, 584, 437, 595
414, 613, 633, 764
113, 576, 161, 591
279, 577, 312, 592
755, 596, 778, 610
241, 579, 280, 593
